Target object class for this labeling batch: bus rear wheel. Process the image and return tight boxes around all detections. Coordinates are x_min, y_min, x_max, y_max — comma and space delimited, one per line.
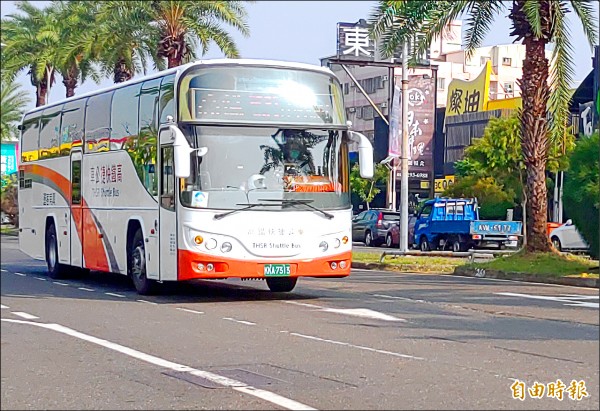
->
46, 223, 66, 279
128, 229, 156, 295
266, 277, 297, 292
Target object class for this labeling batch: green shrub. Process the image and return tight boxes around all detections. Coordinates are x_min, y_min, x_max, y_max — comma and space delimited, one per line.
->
562, 132, 599, 258
443, 175, 515, 220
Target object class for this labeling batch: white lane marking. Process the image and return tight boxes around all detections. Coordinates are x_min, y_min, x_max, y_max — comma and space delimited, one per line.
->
1, 318, 317, 411
1, 304, 9, 309
137, 299, 158, 305
289, 332, 423, 360
105, 292, 125, 298
223, 317, 256, 326
372, 294, 426, 303
53, 282, 69, 286
284, 300, 405, 322
1, 269, 7, 272
495, 292, 600, 309
176, 308, 204, 314
14, 272, 26, 277
12, 312, 39, 320
78, 287, 95, 292
34, 277, 47, 281
560, 294, 599, 299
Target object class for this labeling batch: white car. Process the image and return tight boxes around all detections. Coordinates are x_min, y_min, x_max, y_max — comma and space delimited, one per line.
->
549, 220, 589, 252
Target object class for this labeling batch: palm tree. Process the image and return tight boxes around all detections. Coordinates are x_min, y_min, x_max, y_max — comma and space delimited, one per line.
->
48, 1, 100, 98
0, 79, 30, 141
141, 1, 252, 68
369, 0, 598, 253
87, 1, 163, 83
1, 1, 57, 106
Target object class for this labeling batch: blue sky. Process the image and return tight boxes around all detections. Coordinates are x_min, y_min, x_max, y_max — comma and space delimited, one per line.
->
2, 1, 597, 112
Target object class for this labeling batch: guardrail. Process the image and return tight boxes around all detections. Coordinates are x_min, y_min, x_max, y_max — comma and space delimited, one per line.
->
379, 249, 521, 263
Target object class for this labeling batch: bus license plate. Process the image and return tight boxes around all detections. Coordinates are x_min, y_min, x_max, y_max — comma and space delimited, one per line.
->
264, 264, 291, 277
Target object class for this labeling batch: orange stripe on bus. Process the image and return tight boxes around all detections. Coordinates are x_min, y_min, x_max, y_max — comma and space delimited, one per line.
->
177, 249, 352, 281
20, 163, 109, 271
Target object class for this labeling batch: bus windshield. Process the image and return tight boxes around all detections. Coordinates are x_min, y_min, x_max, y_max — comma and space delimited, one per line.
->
179, 126, 350, 211
178, 66, 346, 126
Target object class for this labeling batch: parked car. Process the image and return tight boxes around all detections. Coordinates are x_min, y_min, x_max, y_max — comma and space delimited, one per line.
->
386, 215, 417, 248
352, 209, 417, 248
352, 209, 399, 247
549, 220, 589, 252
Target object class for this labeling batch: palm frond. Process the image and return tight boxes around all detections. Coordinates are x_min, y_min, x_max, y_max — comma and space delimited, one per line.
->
521, 1, 542, 38
569, 0, 599, 46
547, 2, 575, 148
463, 1, 505, 59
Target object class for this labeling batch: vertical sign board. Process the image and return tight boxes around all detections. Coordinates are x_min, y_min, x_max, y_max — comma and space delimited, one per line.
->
406, 74, 435, 183
388, 74, 435, 183
1, 142, 18, 176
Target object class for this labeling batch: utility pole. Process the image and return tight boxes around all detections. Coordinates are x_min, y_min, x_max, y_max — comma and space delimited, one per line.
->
399, 41, 409, 252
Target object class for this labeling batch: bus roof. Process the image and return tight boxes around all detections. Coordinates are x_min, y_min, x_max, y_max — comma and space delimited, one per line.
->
22, 59, 338, 118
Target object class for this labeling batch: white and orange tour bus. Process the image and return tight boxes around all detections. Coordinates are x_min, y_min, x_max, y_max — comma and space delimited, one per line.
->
18, 59, 373, 294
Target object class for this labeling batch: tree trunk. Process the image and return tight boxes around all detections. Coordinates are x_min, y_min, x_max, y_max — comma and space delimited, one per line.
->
63, 77, 78, 98
158, 34, 186, 69
113, 56, 133, 83
511, 0, 552, 253
36, 81, 47, 107
63, 65, 79, 98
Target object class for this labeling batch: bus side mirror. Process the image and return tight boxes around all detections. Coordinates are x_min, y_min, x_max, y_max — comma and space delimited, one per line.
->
349, 131, 374, 178
171, 125, 207, 178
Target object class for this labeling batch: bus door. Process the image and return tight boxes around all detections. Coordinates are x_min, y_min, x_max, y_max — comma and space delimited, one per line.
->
70, 150, 83, 268
158, 127, 178, 281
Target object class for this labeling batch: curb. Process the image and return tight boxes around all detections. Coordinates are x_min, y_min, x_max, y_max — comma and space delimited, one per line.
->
351, 262, 599, 288
453, 265, 599, 288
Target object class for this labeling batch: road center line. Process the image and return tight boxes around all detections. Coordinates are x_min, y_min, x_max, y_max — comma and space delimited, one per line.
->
78, 287, 95, 292
105, 292, 125, 298
12, 312, 39, 320
1, 318, 316, 411
372, 294, 426, 303
137, 299, 158, 305
14, 272, 26, 277
34, 277, 47, 281
1, 304, 9, 309
288, 332, 424, 360
284, 300, 405, 322
223, 317, 256, 326
0, 269, 7, 272
53, 282, 69, 286
176, 308, 204, 314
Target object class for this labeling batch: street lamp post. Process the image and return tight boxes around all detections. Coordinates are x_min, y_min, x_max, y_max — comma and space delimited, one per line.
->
399, 41, 409, 252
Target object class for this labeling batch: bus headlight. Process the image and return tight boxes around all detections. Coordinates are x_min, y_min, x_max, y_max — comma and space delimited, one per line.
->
319, 241, 328, 252
205, 238, 217, 250
221, 242, 232, 253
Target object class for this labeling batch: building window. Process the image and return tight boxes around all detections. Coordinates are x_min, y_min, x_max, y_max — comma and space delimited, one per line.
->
362, 105, 374, 120
437, 78, 446, 90
344, 83, 349, 95
503, 82, 514, 97
502, 57, 512, 66
480, 56, 491, 66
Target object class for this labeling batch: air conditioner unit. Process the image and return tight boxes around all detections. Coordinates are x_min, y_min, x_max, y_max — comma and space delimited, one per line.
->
348, 107, 356, 113
380, 102, 388, 108
383, 75, 389, 81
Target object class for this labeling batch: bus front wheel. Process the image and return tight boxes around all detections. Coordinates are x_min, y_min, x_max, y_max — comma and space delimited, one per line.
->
266, 277, 297, 292
128, 229, 156, 295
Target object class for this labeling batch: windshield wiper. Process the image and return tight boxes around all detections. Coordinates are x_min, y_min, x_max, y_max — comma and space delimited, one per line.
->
213, 203, 280, 220
259, 198, 334, 219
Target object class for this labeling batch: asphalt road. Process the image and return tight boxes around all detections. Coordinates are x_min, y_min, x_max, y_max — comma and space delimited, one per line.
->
2, 234, 598, 410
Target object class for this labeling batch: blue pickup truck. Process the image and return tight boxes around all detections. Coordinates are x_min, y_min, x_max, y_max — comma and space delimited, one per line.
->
413, 198, 522, 252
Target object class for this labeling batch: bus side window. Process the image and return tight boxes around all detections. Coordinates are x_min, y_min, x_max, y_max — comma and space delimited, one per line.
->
39, 105, 62, 159
159, 74, 175, 125
72, 159, 81, 205
139, 78, 161, 197
85, 91, 114, 153
160, 146, 175, 210
20, 114, 41, 163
